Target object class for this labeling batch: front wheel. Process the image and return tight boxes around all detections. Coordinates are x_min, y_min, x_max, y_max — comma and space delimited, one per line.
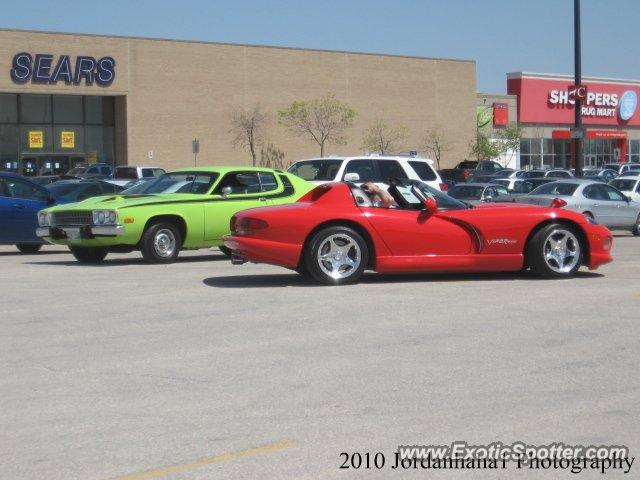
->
140, 222, 182, 263
526, 224, 583, 278
304, 226, 368, 285
70, 246, 108, 263
16, 244, 42, 254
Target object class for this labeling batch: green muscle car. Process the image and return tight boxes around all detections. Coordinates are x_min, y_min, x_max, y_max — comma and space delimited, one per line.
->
36, 166, 313, 263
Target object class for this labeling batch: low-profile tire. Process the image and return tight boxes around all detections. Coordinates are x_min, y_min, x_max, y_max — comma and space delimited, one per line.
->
218, 245, 232, 257
304, 226, 368, 285
69, 246, 108, 263
632, 214, 640, 237
526, 223, 583, 278
140, 222, 182, 263
16, 243, 42, 254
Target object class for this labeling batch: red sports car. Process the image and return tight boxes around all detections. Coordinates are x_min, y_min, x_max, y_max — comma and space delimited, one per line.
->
223, 180, 613, 285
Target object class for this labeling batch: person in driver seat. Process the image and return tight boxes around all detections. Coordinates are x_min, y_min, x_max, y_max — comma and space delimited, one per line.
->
361, 182, 397, 208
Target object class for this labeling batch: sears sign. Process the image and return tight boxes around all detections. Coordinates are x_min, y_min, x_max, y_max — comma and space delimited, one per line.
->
10, 53, 116, 87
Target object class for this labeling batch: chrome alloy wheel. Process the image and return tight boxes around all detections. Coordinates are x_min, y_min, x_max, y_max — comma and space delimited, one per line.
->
317, 234, 362, 279
153, 228, 177, 258
542, 228, 580, 274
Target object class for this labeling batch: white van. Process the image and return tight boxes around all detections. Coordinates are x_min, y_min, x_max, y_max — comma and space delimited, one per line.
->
287, 154, 447, 191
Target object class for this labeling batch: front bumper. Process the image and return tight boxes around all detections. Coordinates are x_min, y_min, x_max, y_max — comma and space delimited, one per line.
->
36, 225, 125, 240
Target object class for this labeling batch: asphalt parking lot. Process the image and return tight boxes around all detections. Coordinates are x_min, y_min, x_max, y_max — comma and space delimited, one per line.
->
2, 235, 639, 480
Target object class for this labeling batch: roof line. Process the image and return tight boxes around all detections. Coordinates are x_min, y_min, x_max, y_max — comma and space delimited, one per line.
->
0, 27, 475, 64
507, 71, 640, 86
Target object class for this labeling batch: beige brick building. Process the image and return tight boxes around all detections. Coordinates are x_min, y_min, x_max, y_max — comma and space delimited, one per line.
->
0, 28, 477, 175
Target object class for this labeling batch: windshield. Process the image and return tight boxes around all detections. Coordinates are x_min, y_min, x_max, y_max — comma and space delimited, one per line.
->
45, 183, 81, 196
128, 172, 219, 194
66, 167, 85, 175
288, 160, 342, 181
529, 182, 579, 196
448, 185, 484, 199
610, 179, 637, 191
116, 167, 138, 179
381, 180, 468, 210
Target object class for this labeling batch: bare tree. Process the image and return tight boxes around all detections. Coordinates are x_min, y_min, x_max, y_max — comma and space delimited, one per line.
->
229, 106, 269, 166
421, 127, 449, 170
278, 93, 357, 157
259, 143, 287, 170
362, 119, 409, 154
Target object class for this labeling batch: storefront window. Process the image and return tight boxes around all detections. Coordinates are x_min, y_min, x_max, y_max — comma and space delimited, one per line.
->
20, 94, 52, 123
53, 125, 85, 153
0, 94, 18, 123
85, 96, 115, 125
629, 140, 640, 163
20, 125, 53, 152
85, 126, 115, 163
53, 95, 83, 124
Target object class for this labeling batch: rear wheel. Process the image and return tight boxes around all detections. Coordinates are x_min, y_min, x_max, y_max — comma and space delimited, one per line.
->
304, 226, 368, 285
70, 246, 108, 263
632, 214, 640, 236
16, 244, 42, 254
526, 224, 583, 278
140, 222, 182, 263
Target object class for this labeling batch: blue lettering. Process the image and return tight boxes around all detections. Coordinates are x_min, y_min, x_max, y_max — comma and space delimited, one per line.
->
10, 52, 33, 83
50, 55, 73, 84
95, 56, 116, 86
73, 56, 96, 85
33, 54, 54, 83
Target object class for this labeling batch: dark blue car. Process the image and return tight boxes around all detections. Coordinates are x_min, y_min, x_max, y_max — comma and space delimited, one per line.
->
0, 174, 122, 253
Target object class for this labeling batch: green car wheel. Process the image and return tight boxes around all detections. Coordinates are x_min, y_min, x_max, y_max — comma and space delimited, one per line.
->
70, 247, 108, 263
141, 222, 182, 263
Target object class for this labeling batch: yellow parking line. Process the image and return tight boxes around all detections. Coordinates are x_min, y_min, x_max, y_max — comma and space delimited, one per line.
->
109, 440, 298, 480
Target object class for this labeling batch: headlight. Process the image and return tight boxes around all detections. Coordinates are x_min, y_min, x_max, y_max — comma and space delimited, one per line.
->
38, 211, 51, 227
92, 210, 118, 225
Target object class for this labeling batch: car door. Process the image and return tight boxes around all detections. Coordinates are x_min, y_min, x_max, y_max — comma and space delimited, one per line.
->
0, 178, 12, 242
2, 176, 50, 242
601, 184, 638, 227
581, 184, 613, 225
203, 171, 272, 242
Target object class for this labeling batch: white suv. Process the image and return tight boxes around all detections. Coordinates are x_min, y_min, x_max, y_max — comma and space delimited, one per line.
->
287, 154, 447, 191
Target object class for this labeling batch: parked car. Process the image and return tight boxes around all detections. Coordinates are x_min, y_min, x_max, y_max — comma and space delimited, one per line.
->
0, 172, 57, 252
467, 170, 516, 183
45, 180, 124, 203
488, 177, 558, 203
120, 178, 155, 192
517, 179, 640, 235
109, 166, 166, 186
446, 183, 510, 204
66, 163, 113, 179
545, 169, 574, 178
287, 154, 447, 191
609, 175, 640, 202
36, 167, 314, 263
224, 179, 613, 285
583, 169, 618, 182
438, 160, 504, 183
602, 163, 640, 176
31, 174, 79, 185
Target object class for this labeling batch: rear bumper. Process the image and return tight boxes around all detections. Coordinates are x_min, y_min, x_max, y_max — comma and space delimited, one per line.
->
36, 225, 125, 240
223, 235, 302, 268
585, 224, 613, 270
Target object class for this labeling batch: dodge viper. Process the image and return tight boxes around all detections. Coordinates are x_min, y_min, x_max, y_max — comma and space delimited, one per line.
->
224, 179, 613, 285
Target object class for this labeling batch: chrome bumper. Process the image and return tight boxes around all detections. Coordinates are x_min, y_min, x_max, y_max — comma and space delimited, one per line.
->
36, 225, 125, 239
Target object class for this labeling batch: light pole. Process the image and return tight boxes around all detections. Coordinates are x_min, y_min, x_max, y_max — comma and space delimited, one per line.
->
573, 0, 584, 177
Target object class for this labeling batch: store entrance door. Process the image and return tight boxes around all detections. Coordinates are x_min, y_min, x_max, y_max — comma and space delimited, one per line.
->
584, 154, 598, 168
20, 155, 86, 177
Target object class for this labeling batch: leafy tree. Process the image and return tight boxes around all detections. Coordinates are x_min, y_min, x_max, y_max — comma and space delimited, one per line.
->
229, 106, 268, 166
278, 94, 357, 157
469, 122, 523, 165
362, 119, 409, 154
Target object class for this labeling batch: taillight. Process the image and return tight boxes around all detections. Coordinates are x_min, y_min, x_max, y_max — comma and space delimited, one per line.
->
439, 182, 448, 191
236, 217, 269, 236
550, 197, 567, 208
602, 236, 612, 251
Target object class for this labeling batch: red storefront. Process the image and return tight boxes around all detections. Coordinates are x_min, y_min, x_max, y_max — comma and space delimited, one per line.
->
507, 73, 640, 169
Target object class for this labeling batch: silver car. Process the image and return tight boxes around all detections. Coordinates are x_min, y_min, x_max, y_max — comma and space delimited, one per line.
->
517, 179, 640, 235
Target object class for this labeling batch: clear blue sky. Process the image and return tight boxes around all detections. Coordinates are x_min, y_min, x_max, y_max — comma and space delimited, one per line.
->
2, 0, 638, 92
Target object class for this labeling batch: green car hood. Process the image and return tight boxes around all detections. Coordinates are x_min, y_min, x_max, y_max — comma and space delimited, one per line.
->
46, 193, 204, 212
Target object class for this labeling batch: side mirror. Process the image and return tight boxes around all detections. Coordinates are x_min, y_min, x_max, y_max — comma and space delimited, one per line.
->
221, 186, 233, 197
422, 196, 438, 215
483, 195, 493, 202
344, 172, 360, 182
626, 195, 632, 203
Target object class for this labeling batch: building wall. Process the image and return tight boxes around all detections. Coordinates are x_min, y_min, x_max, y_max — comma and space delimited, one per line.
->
0, 29, 477, 170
